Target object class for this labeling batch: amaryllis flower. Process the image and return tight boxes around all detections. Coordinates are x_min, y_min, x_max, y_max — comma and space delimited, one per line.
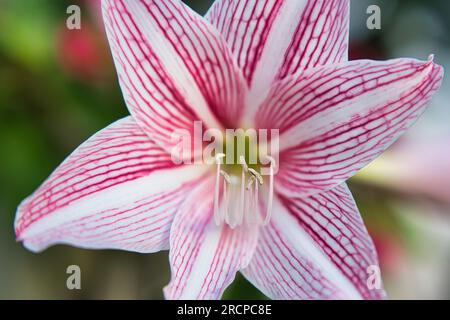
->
15, 0, 443, 300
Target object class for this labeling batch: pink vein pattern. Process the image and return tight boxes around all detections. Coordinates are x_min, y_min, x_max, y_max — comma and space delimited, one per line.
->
14, 0, 445, 300
15, 117, 205, 253
278, 184, 385, 299
242, 218, 346, 299
257, 58, 444, 195
164, 178, 258, 299
206, 0, 349, 88
103, 0, 246, 152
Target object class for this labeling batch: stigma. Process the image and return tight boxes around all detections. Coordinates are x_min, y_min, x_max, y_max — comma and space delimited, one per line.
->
213, 154, 275, 228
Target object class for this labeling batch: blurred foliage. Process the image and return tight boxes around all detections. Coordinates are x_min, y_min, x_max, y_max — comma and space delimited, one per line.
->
0, 0, 449, 299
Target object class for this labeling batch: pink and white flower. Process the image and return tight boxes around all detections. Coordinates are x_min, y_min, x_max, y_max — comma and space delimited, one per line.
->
15, 0, 443, 300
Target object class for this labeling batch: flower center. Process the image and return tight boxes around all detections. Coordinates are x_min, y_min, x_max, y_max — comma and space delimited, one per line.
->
213, 153, 276, 228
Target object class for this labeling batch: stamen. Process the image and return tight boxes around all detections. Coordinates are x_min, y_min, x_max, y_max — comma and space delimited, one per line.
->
246, 175, 256, 190
253, 180, 260, 224
263, 156, 276, 226
221, 177, 228, 225
213, 154, 276, 228
239, 156, 248, 172
236, 156, 248, 228
244, 178, 254, 225
239, 163, 245, 225
214, 153, 225, 225
245, 176, 260, 226
225, 175, 240, 228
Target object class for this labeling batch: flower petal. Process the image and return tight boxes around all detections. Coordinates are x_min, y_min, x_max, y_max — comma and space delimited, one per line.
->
102, 0, 246, 156
242, 185, 385, 299
258, 57, 444, 196
164, 178, 258, 300
206, 0, 349, 118
15, 117, 207, 253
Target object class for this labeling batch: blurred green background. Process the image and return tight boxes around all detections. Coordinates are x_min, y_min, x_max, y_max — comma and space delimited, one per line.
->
0, 0, 449, 299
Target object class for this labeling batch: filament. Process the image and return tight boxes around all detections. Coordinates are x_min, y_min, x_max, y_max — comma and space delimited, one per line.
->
213, 154, 276, 228
263, 156, 276, 226
214, 153, 225, 225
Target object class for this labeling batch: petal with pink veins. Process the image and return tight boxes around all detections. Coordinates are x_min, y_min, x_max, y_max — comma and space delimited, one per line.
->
102, 0, 247, 157
15, 117, 207, 253
164, 178, 259, 300
242, 184, 385, 300
257, 57, 444, 196
206, 0, 349, 118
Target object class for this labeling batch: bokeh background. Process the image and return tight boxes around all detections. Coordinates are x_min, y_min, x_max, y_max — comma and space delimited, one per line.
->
0, 0, 449, 299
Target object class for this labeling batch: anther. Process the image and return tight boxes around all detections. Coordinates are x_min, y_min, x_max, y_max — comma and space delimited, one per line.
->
248, 168, 263, 185
220, 170, 231, 183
